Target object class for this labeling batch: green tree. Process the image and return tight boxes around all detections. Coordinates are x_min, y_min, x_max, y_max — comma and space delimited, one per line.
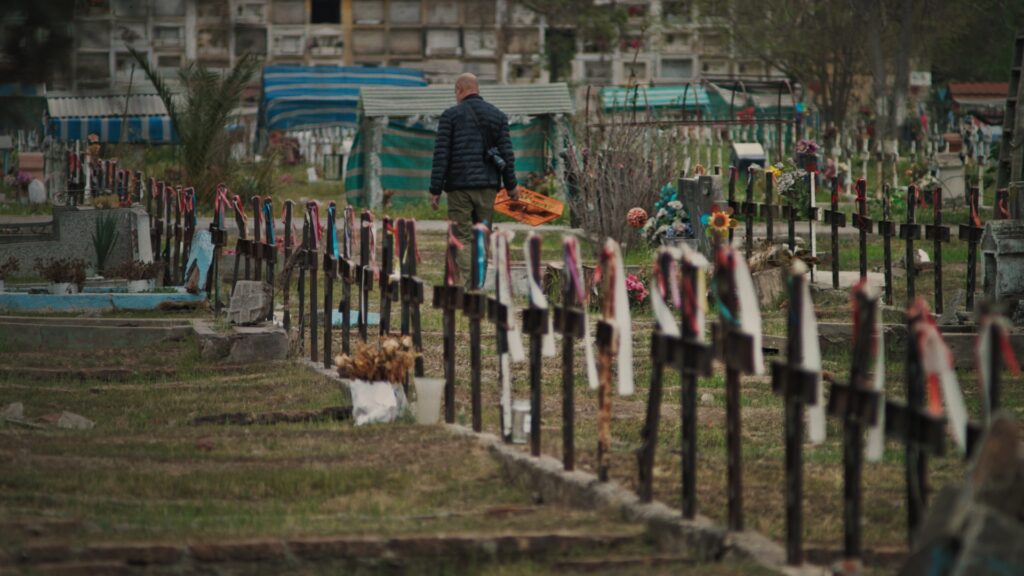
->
129, 49, 261, 207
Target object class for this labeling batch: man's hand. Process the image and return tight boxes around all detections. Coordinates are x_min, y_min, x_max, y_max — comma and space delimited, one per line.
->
507, 186, 521, 201
431, 194, 441, 211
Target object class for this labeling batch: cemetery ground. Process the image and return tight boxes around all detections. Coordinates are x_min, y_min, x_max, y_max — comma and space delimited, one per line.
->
0, 186, 1015, 575
1, 340, 776, 574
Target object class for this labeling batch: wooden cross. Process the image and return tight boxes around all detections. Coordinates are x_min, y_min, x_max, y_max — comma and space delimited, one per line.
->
638, 250, 678, 503
595, 246, 619, 482
727, 166, 739, 245
678, 255, 712, 520
959, 186, 984, 311
379, 216, 396, 337
172, 186, 183, 284
522, 233, 548, 457
553, 251, 586, 471
925, 187, 951, 314
230, 195, 249, 292
323, 202, 339, 369
306, 202, 320, 363
250, 196, 263, 282
851, 178, 873, 280
826, 287, 881, 563
742, 167, 757, 259
714, 249, 758, 531
208, 187, 228, 315
297, 213, 309, 355
181, 188, 197, 284
486, 241, 513, 442
761, 171, 779, 243
356, 210, 374, 343
462, 225, 488, 433
151, 180, 163, 269
900, 185, 923, 307
282, 200, 294, 331
400, 219, 425, 377
769, 269, 820, 566
876, 185, 897, 305
780, 176, 804, 254
823, 177, 847, 290
261, 198, 276, 321
338, 207, 355, 355
885, 307, 946, 545
431, 224, 464, 424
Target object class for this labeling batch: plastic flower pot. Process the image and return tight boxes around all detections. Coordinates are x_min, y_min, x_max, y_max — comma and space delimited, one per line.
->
413, 378, 445, 425
49, 282, 79, 295
126, 279, 155, 293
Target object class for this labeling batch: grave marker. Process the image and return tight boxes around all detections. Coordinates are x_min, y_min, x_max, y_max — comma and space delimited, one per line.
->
553, 236, 591, 470
209, 185, 229, 315
463, 224, 488, 433
306, 202, 321, 363
250, 196, 263, 282
339, 207, 356, 354
959, 186, 984, 311
826, 282, 882, 563
522, 232, 555, 456
432, 224, 464, 424
297, 211, 309, 355
261, 198, 276, 321
230, 194, 249, 292
995, 187, 1010, 220
379, 217, 396, 336
172, 186, 183, 283
900, 185, 923, 306
852, 178, 873, 280
282, 200, 294, 331
595, 239, 634, 481
400, 219, 425, 377
742, 168, 757, 259
714, 245, 764, 530
323, 202, 339, 368
489, 229, 524, 443
357, 211, 375, 343
761, 171, 778, 243
925, 188, 950, 313
727, 166, 738, 245
769, 261, 823, 565
823, 177, 847, 289
877, 185, 897, 305
679, 246, 712, 519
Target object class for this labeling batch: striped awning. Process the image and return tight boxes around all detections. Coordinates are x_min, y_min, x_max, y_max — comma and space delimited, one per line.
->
262, 65, 426, 132
48, 116, 177, 144
601, 85, 710, 112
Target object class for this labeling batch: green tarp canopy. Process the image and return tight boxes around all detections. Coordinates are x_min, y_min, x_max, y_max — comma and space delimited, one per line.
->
345, 83, 574, 207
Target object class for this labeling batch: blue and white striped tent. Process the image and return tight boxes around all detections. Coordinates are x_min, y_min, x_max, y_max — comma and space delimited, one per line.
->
601, 85, 711, 114
46, 94, 177, 143
261, 65, 426, 132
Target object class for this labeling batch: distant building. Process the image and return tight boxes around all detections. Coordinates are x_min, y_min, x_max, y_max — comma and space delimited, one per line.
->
49, 0, 777, 92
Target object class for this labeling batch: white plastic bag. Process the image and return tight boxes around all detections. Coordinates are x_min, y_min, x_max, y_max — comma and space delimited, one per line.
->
349, 380, 406, 426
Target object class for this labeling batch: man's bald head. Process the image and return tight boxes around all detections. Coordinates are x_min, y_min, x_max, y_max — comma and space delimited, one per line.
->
455, 73, 479, 102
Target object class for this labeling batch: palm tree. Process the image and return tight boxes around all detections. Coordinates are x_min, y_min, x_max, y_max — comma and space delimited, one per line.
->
129, 48, 261, 207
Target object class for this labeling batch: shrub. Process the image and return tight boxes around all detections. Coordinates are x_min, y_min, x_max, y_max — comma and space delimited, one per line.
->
35, 258, 86, 287
0, 257, 19, 280
113, 259, 159, 281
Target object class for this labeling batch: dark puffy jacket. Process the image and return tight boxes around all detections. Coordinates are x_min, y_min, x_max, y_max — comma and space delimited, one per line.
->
429, 95, 517, 195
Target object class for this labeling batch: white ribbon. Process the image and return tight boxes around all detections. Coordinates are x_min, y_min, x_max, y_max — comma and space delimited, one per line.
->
607, 239, 634, 395
918, 320, 968, 452
524, 232, 555, 357
492, 229, 522, 439
651, 247, 681, 338
680, 244, 709, 341
565, 236, 599, 391
865, 292, 886, 462
733, 249, 765, 375
791, 260, 826, 445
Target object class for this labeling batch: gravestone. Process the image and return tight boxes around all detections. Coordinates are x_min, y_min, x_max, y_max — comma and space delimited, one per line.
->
980, 220, 1024, 305
678, 173, 725, 258
228, 280, 272, 325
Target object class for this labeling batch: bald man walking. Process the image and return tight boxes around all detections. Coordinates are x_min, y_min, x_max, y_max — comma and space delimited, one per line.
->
430, 73, 519, 284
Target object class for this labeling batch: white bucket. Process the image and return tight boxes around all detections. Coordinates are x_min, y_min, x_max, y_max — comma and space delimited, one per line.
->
126, 279, 154, 293
49, 282, 78, 295
413, 378, 445, 425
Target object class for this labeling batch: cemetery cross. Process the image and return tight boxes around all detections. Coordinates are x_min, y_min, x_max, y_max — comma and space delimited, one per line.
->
900, 185, 923, 307
431, 224, 464, 424
877, 185, 897, 305
958, 186, 984, 311
323, 202, 339, 369
553, 236, 587, 470
925, 187, 950, 314
522, 232, 548, 456
852, 178, 873, 280
282, 200, 294, 331
823, 177, 847, 289
463, 224, 488, 433
306, 201, 320, 363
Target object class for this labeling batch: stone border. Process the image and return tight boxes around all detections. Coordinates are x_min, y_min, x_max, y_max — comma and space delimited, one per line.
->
302, 359, 826, 576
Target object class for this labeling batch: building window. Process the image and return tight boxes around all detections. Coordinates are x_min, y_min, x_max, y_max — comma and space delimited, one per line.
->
311, 0, 340, 24
157, 54, 183, 71
153, 25, 183, 48
623, 61, 648, 80
272, 0, 305, 25
112, 0, 148, 18
661, 58, 693, 79
153, 0, 186, 17
235, 27, 267, 56
389, 1, 421, 25
352, 1, 383, 25
584, 60, 612, 83
663, 1, 689, 24
79, 21, 111, 50
77, 52, 111, 82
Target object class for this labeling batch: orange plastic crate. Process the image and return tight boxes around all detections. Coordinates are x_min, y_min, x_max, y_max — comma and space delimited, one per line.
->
493, 187, 564, 226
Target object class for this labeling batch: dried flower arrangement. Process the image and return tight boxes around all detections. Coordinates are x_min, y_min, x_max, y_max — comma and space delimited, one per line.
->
114, 259, 159, 281
335, 335, 418, 385
35, 257, 87, 287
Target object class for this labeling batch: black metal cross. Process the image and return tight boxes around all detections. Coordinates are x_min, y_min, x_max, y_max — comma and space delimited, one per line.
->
876, 185, 897, 305
769, 267, 820, 566
780, 176, 804, 254
823, 177, 847, 290
486, 243, 512, 442
357, 210, 374, 343
761, 171, 779, 243
208, 188, 228, 315
925, 188, 950, 314
230, 195, 249, 293
900, 185, 923, 307
826, 287, 881, 563
379, 216, 395, 337
338, 207, 355, 355
172, 186, 183, 284
250, 196, 263, 282
959, 186, 984, 311
727, 166, 739, 245
297, 213, 309, 355
262, 197, 276, 321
